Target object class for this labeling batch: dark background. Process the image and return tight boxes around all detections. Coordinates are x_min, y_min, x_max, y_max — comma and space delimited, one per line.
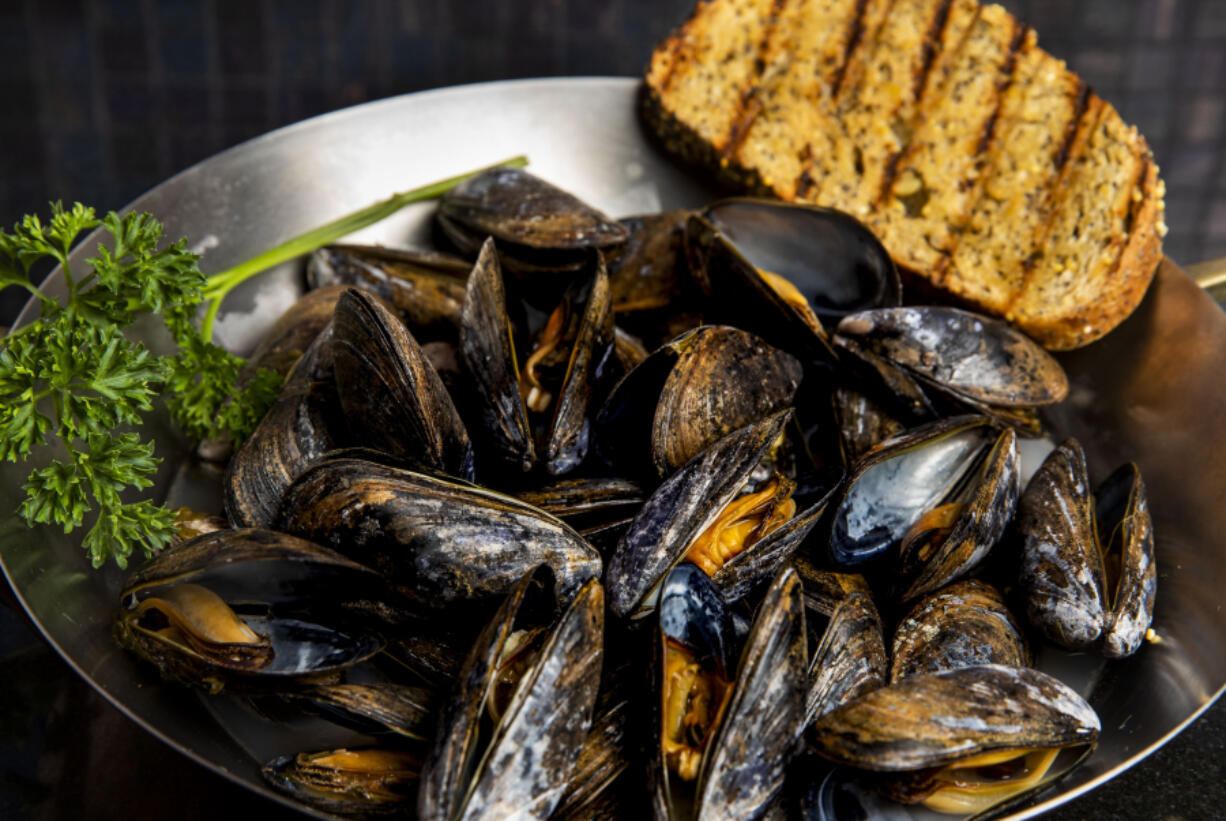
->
2, 1, 1226, 819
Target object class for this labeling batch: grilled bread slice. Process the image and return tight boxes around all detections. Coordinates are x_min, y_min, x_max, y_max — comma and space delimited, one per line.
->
642, 0, 1167, 350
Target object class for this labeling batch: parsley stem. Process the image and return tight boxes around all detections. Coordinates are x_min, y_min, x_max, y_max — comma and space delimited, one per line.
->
198, 155, 529, 341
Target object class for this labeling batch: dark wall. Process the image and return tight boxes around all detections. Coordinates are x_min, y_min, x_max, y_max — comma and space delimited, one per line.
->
2, 0, 1224, 312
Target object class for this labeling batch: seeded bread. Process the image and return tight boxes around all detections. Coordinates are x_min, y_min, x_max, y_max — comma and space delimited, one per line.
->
642, 0, 1167, 350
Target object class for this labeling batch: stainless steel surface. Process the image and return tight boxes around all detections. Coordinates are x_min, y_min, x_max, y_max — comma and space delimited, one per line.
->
1, 77, 1223, 819
1188, 256, 1226, 302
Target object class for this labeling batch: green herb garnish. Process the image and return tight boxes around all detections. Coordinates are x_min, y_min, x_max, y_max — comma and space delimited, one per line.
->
0, 156, 527, 569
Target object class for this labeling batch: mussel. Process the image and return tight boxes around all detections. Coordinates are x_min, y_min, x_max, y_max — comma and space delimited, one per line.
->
264, 747, 421, 815
459, 237, 614, 475
333, 287, 475, 480
652, 564, 807, 820
279, 455, 602, 613
605, 411, 828, 618
826, 415, 1019, 601
418, 567, 604, 820
809, 664, 1100, 815
595, 324, 803, 479
1018, 440, 1157, 657
115, 529, 386, 693
307, 244, 471, 341
686, 198, 901, 361
890, 579, 1028, 682
438, 167, 628, 274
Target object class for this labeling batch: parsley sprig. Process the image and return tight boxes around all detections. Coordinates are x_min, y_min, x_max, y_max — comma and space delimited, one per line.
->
0, 203, 280, 568
0, 156, 527, 570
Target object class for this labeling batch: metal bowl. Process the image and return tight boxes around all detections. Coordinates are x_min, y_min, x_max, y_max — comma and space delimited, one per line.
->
2, 78, 1224, 819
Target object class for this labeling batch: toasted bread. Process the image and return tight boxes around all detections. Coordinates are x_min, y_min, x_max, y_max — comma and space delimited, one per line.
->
642, 0, 1166, 350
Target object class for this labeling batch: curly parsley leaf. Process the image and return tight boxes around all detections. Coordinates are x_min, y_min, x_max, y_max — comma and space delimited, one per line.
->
0, 202, 278, 568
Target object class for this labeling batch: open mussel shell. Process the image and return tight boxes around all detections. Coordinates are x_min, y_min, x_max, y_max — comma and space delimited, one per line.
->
805, 591, 887, 727
605, 410, 793, 619
115, 591, 384, 694
225, 324, 343, 528
831, 385, 907, 466
116, 528, 387, 694
121, 528, 385, 606
460, 238, 615, 476
332, 287, 475, 480
653, 564, 807, 820
686, 199, 900, 362
595, 325, 802, 480
279, 455, 602, 613
898, 425, 1020, 602
826, 416, 1016, 586
263, 747, 421, 816
418, 567, 604, 821
1018, 440, 1157, 657
711, 471, 841, 603
835, 306, 1069, 410
890, 579, 1028, 683
809, 664, 1099, 816
307, 244, 471, 341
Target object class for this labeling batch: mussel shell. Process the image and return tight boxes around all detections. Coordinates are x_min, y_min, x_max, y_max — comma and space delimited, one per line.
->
835, 307, 1069, 409
651, 325, 802, 475
690, 565, 808, 819
459, 238, 535, 472
604, 210, 691, 313
332, 288, 475, 480
1096, 462, 1157, 658
605, 410, 791, 619
515, 477, 645, 521
659, 563, 737, 676
826, 416, 998, 569
545, 253, 615, 475
307, 244, 470, 340
805, 591, 887, 727
439, 166, 628, 251
115, 605, 384, 694
831, 385, 906, 466
225, 324, 342, 528
418, 570, 605, 821
808, 664, 1100, 772
698, 199, 901, 321
1017, 439, 1106, 650
712, 474, 842, 604
890, 580, 1028, 682
898, 426, 1020, 601
120, 528, 384, 607
286, 683, 437, 741
791, 559, 875, 618
595, 325, 801, 480
279, 456, 602, 611
553, 693, 633, 821
263, 747, 420, 815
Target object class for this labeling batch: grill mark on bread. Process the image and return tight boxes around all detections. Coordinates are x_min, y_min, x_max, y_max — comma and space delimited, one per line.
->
1053, 81, 1092, 174
877, 0, 959, 205
975, 22, 1029, 158
833, 0, 873, 97
722, 0, 794, 163
871, 3, 1021, 278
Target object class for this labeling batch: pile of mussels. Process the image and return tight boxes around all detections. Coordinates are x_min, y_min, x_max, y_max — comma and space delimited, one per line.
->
114, 168, 1158, 819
